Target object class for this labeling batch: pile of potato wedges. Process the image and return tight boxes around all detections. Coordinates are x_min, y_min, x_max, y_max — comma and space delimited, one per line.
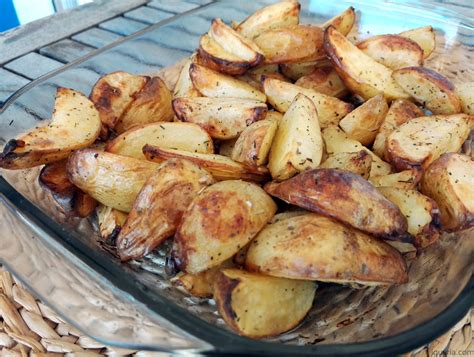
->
1, 1, 473, 340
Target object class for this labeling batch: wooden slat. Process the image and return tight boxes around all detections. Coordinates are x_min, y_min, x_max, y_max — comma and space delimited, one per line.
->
0, 69, 29, 104
4, 53, 63, 80
0, 0, 148, 65
39, 39, 95, 63
99, 17, 149, 36
147, 0, 199, 14
124, 6, 174, 25
72, 28, 123, 49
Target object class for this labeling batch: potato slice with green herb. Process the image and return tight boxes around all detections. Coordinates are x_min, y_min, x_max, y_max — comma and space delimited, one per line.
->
320, 6, 356, 36
455, 82, 474, 115
369, 169, 422, 190
295, 66, 348, 98
320, 151, 372, 179
399, 26, 436, 58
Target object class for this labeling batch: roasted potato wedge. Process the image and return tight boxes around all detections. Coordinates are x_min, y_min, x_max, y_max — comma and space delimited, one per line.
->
378, 187, 440, 248
320, 6, 356, 36
96, 205, 128, 242
189, 63, 266, 101
117, 159, 214, 261
262, 77, 352, 127
373, 99, 424, 158
0, 88, 101, 169
246, 213, 408, 284
39, 159, 76, 197
295, 66, 348, 98
143, 146, 269, 182
73, 191, 98, 218
421, 153, 474, 231
369, 169, 422, 190
386, 114, 470, 171
172, 180, 277, 273
324, 27, 409, 101
320, 151, 372, 179
235, 1, 300, 39
280, 59, 331, 81
114, 76, 173, 133
106, 122, 213, 159
214, 269, 315, 338
172, 97, 267, 140
174, 56, 201, 98
322, 126, 392, 177
455, 82, 474, 115
392, 67, 461, 115
265, 169, 408, 240
231, 118, 278, 166
268, 93, 323, 180
339, 94, 389, 145
399, 26, 436, 59
253, 25, 325, 64
67, 149, 159, 212
357, 35, 424, 69
218, 139, 237, 157
90, 71, 147, 131
265, 110, 283, 121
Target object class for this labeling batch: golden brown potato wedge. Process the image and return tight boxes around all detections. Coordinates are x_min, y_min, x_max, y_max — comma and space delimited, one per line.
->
421, 153, 474, 231
324, 27, 409, 101
106, 122, 213, 160
253, 25, 325, 64
231, 118, 278, 166
295, 66, 349, 98
322, 126, 392, 177
172, 260, 234, 298
246, 213, 408, 284
172, 180, 277, 273
235, 1, 300, 39
67, 149, 159, 212
320, 6, 356, 36
214, 269, 315, 338
189, 63, 266, 101
73, 191, 98, 218
117, 159, 214, 261
392, 67, 461, 115
262, 77, 352, 127
373, 99, 424, 158
39, 159, 76, 197
455, 82, 474, 115
369, 169, 422, 190
268, 93, 323, 180
143, 146, 269, 182
114, 76, 174, 133
197, 35, 254, 76
174, 56, 201, 98
399, 26, 436, 59
357, 35, 424, 69
265, 169, 408, 240
0, 88, 101, 169
280, 59, 331, 81
90, 71, 147, 131
320, 151, 372, 179
96, 205, 128, 242
378, 187, 440, 248
172, 97, 267, 140
339, 94, 389, 145
385, 114, 470, 171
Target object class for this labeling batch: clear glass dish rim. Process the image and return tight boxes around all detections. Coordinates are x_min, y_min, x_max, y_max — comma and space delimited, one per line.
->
0, 1, 472, 354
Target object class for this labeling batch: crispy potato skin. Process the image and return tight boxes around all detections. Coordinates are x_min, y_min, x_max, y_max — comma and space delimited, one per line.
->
73, 191, 98, 218
117, 159, 214, 261
236, 1, 301, 39
339, 94, 389, 146
373, 99, 424, 158
245, 214, 408, 284
369, 169, 422, 190
357, 35, 424, 69
321, 6, 355, 36
253, 25, 325, 64
67, 149, 159, 212
295, 66, 348, 98
320, 151, 372, 179
265, 169, 408, 240
399, 26, 436, 58
421, 153, 474, 231
386, 114, 470, 171
214, 269, 315, 338
96, 205, 128, 242
39, 160, 76, 197
392, 67, 461, 115
115, 76, 173, 133
172, 180, 277, 274
455, 82, 474, 115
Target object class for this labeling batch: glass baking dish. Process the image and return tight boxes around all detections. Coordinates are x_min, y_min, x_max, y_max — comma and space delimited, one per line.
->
0, 0, 473, 354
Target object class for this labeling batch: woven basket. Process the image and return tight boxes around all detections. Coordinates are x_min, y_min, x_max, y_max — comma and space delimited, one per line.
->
0, 267, 471, 356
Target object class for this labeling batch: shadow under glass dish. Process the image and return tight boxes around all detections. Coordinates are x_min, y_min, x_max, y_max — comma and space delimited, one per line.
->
0, 0, 473, 355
